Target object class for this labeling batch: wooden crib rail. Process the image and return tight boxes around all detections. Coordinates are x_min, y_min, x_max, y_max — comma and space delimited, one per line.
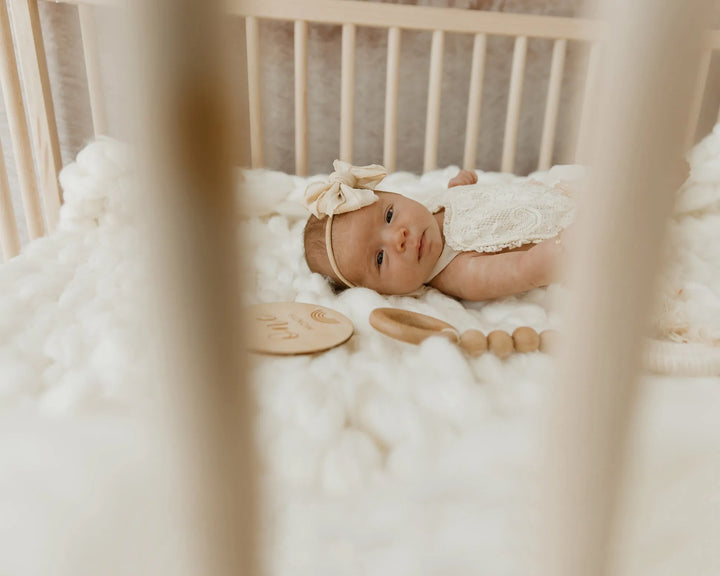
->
226, 0, 720, 175
0, 1, 44, 249
231, 0, 605, 175
8, 0, 62, 231
2, 0, 720, 259
0, 0, 62, 261
229, 0, 602, 40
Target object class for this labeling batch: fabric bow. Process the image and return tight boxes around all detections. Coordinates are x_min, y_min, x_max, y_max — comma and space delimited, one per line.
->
304, 160, 387, 219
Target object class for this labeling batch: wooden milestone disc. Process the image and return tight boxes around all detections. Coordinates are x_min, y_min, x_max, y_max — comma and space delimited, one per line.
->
369, 307, 459, 345
247, 302, 354, 355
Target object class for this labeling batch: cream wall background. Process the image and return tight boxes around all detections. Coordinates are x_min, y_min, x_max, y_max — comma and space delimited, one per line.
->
2, 0, 720, 241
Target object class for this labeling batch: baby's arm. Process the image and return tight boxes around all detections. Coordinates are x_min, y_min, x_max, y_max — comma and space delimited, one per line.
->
429, 239, 564, 301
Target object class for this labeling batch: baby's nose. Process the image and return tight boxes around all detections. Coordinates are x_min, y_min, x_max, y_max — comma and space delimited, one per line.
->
393, 227, 408, 253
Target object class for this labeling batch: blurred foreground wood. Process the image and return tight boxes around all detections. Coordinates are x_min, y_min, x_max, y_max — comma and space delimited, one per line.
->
539, 1, 714, 575
131, 0, 255, 574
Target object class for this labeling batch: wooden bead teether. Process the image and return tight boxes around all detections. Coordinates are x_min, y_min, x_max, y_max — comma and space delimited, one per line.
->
369, 308, 559, 359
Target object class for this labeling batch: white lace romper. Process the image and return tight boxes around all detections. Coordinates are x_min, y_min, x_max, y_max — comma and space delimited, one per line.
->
423, 181, 576, 283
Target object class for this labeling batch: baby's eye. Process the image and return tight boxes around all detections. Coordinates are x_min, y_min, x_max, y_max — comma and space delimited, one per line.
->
376, 250, 384, 267
385, 207, 393, 223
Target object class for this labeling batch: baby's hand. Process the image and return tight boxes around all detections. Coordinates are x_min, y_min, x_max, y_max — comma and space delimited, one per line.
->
448, 169, 478, 188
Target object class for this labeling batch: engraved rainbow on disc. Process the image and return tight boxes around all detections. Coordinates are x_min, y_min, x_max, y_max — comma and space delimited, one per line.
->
246, 302, 354, 355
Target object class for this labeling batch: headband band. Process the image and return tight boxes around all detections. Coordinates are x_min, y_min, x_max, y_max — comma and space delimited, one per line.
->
325, 215, 355, 288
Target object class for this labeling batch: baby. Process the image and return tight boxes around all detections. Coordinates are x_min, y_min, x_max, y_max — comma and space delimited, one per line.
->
303, 160, 574, 301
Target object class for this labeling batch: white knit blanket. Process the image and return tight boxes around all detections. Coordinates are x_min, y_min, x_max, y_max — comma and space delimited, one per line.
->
0, 134, 719, 575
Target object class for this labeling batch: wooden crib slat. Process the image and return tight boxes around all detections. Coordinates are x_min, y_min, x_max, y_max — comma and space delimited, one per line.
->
423, 29, 444, 173
133, 0, 255, 572
538, 38, 566, 171
245, 16, 264, 168
574, 41, 601, 164
501, 35, 527, 173
227, 0, 602, 41
685, 47, 712, 150
463, 33, 486, 171
78, 4, 108, 136
383, 26, 401, 173
9, 0, 62, 232
0, 144, 21, 260
294, 20, 308, 176
540, 2, 713, 574
0, 0, 44, 239
340, 23, 355, 163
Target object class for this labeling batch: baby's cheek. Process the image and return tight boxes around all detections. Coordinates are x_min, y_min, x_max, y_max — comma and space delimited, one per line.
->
388, 265, 417, 293
411, 262, 429, 289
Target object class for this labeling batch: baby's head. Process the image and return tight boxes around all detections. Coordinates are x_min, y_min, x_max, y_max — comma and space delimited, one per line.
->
304, 168, 443, 295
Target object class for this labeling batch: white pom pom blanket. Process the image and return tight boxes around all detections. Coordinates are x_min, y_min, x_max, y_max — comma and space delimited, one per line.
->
1, 133, 719, 575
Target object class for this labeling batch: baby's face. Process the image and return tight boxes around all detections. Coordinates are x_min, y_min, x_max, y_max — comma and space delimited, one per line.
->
331, 191, 443, 294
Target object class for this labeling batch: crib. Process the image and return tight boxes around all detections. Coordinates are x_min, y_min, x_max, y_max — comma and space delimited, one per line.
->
3, 0, 720, 257
1, 1, 719, 575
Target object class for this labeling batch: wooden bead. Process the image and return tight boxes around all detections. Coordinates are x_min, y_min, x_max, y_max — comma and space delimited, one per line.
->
459, 329, 487, 357
487, 330, 513, 359
512, 326, 540, 353
539, 329, 559, 353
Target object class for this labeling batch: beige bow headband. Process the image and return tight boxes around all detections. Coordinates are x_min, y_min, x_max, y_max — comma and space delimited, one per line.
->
304, 160, 387, 288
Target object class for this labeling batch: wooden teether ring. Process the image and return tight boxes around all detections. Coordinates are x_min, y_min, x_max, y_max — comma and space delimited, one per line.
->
370, 307, 557, 358
369, 308, 459, 345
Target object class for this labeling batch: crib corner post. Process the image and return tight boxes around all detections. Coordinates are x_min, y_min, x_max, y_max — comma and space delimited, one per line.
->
8, 0, 62, 232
